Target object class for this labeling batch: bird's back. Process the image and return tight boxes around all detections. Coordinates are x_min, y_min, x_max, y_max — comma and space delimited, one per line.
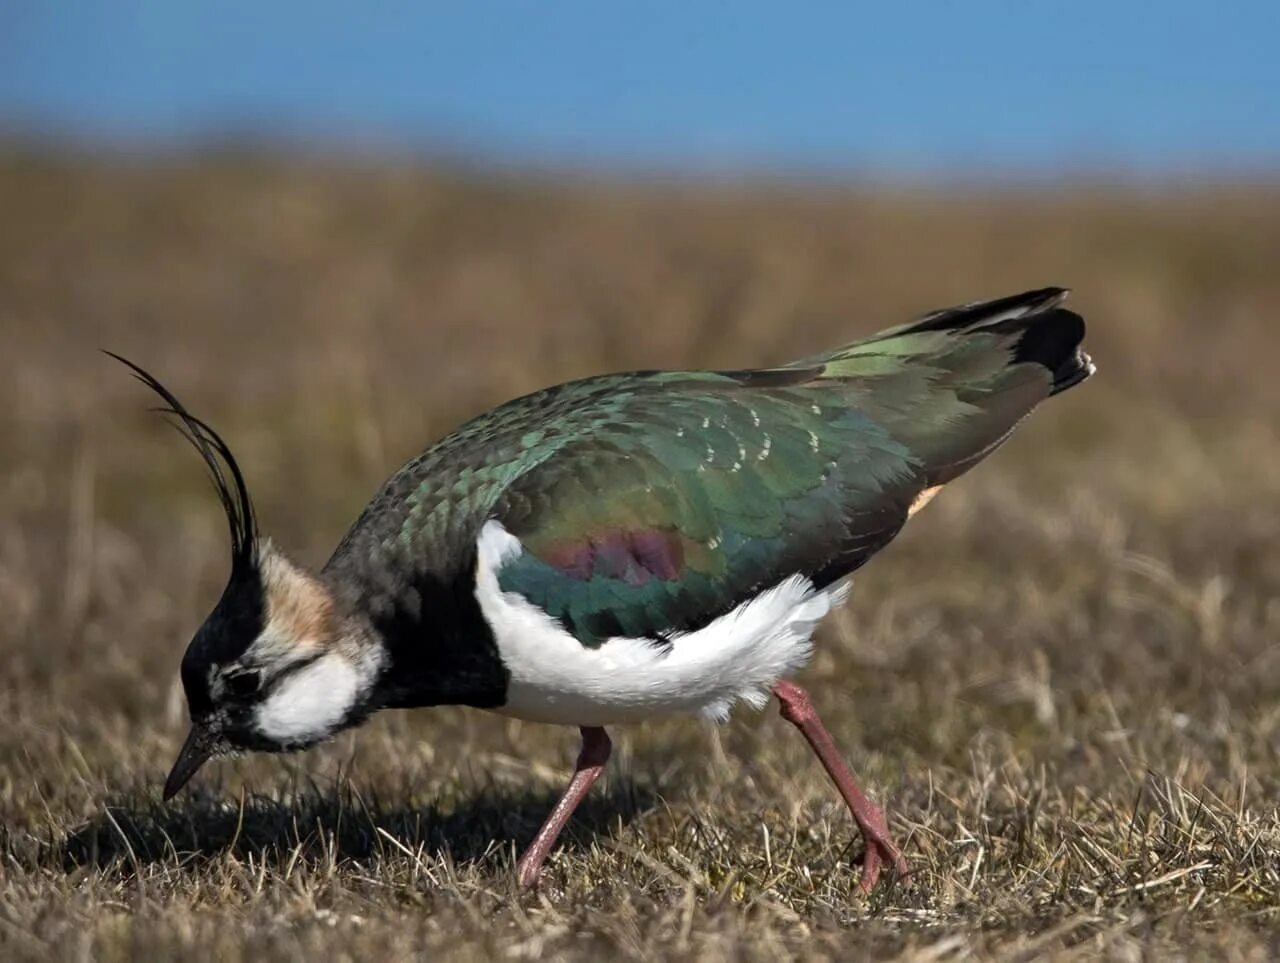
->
324, 288, 1092, 650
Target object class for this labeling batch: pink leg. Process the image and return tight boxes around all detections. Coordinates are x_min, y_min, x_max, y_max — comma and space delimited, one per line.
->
772, 680, 909, 892
516, 726, 612, 888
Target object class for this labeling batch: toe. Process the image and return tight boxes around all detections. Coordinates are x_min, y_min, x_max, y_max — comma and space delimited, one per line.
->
856, 843, 883, 893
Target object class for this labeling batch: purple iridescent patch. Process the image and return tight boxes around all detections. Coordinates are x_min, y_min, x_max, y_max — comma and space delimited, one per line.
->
541, 529, 685, 585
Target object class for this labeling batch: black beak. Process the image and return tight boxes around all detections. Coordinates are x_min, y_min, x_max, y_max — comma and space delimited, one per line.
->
163, 725, 215, 800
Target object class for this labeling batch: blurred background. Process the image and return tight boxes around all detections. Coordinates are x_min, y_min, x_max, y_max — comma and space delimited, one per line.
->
5, 3, 1279, 175
2, 4, 1278, 959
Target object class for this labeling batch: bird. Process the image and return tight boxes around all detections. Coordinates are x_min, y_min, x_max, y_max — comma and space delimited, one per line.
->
112, 285, 1093, 893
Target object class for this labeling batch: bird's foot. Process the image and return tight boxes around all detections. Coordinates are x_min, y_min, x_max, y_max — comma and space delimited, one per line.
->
515, 848, 547, 889
772, 680, 908, 894
850, 798, 910, 893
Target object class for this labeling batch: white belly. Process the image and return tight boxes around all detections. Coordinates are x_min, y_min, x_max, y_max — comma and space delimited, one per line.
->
475, 521, 846, 726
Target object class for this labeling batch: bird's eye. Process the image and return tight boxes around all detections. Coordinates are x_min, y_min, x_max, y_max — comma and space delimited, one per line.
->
225, 671, 261, 699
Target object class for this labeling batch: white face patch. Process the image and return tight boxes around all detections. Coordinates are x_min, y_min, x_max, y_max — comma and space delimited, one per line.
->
254, 652, 363, 745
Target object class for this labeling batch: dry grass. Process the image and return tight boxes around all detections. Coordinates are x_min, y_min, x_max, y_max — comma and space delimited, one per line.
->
1, 146, 1278, 960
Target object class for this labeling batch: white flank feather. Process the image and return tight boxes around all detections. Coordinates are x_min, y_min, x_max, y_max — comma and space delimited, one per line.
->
476, 520, 847, 726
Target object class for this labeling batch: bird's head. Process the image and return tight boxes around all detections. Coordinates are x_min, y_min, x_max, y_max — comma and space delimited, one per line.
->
112, 356, 382, 800
165, 539, 384, 798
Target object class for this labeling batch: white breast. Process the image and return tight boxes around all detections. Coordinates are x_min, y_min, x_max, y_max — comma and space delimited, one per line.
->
474, 520, 846, 726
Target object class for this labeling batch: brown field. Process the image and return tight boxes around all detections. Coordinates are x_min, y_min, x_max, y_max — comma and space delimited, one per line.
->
1, 147, 1278, 960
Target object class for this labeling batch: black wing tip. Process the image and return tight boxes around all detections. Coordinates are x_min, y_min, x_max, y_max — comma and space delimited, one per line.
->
1024, 285, 1070, 302
995, 286, 1070, 314
979, 285, 1073, 317
909, 286, 1070, 334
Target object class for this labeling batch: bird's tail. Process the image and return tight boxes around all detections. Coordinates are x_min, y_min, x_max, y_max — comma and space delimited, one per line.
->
793, 284, 1095, 396
806, 286, 1095, 397
790, 287, 1095, 488
900, 287, 1095, 396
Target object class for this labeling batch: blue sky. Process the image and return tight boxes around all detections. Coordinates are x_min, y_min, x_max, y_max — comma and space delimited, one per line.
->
2, 2, 1277, 177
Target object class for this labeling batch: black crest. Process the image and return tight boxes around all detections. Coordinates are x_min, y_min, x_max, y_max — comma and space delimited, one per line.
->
107, 352, 258, 576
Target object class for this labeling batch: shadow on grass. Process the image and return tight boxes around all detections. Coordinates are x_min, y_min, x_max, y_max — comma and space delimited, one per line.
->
53, 778, 659, 878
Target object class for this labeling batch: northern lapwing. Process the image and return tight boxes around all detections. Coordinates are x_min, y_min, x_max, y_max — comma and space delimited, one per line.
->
114, 286, 1093, 892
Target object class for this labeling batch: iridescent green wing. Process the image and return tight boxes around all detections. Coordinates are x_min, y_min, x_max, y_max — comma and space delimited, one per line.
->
490, 289, 1085, 646
492, 369, 927, 645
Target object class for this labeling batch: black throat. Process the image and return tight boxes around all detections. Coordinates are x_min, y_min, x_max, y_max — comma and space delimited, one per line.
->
331, 559, 510, 713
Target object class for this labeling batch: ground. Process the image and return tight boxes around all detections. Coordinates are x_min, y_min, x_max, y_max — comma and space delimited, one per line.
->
0, 149, 1277, 960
